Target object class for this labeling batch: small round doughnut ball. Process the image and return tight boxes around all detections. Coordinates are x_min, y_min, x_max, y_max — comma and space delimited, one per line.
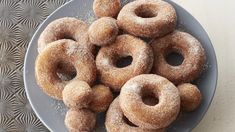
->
90, 84, 113, 113
177, 83, 202, 112
93, 0, 121, 18
65, 109, 96, 132
88, 17, 118, 46
62, 80, 93, 109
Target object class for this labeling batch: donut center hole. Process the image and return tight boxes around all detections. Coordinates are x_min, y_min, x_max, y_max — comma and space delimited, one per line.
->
141, 90, 158, 106
56, 61, 77, 81
63, 34, 76, 41
116, 56, 133, 68
135, 4, 158, 18
94, 45, 101, 57
123, 116, 138, 127
165, 51, 184, 66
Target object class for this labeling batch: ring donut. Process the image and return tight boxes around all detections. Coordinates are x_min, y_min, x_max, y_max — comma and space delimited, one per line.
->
119, 74, 180, 129
150, 31, 206, 84
105, 97, 166, 132
96, 34, 154, 91
117, 0, 176, 38
35, 39, 96, 100
38, 17, 94, 78
38, 17, 92, 53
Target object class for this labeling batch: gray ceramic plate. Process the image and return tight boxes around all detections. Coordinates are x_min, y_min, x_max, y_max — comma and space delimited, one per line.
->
24, 0, 218, 131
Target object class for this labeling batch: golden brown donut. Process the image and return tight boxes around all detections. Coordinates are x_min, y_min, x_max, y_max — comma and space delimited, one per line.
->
105, 97, 166, 132
62, 80, 93, 109
96, 34, 154, 91
119, 74, 180, 129
38, 17, 92, 53
88, 17, 118, 46
35, 39, 96, 100
65, 109, 96, 132
38, 17, 94, 78
177, 83, 202, 112
90, 84, 113, 113
117, 0, 176, 38
93, 0, 121, 18
151, 31, 206, 84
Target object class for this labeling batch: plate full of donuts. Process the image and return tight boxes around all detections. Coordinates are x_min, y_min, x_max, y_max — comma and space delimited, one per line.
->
24, 0, 218, 131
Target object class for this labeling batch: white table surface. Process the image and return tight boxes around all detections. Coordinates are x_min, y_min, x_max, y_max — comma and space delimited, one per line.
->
172, 0, 235, 131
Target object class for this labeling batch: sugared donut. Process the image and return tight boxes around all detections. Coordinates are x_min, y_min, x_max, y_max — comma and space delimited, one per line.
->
105, 97, 166, 132
93, 0, 121, 18
178, 83, 202, 112
88, 17, 118, 46
96, 34, 154, 91
38, 17, 92, 53
151, 31, 206, 84
35, 39, 96, 100
90, 84, 113, 113
38, 17, 94, 78
117, 0, 176, 38
62, 80, 93, 109
119, 74, 180, 129
65, 109, 96, 132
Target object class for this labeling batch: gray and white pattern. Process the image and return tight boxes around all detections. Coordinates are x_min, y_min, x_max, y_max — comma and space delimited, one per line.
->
0, 0, 70, 130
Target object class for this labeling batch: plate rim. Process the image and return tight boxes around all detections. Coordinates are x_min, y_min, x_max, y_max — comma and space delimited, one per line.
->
23, 0, 218, 131
23, 0, 74, 131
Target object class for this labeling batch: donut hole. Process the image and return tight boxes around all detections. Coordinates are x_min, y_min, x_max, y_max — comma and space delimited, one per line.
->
56, 61, 77, 81
59, 34, 76, 41
123, 116, 138, 127
141, 90, 159, 106
165, 51, 184, 66
135, 4, 158, 18
94, 45, 101, 57
115, 56, 133, 68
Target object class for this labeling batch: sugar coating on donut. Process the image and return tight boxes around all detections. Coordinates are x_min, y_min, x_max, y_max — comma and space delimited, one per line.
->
101, 57, 110, 66
119, 74, 180, 129
66, 41, 79, 56
151, 30, 206, 84
62, 80, 93, 109
88, 17, 118, 46
177, 83, 202, 112
126, 82, 141, 93
38, 17, 95, 82
38, 17, 92, 53
90, 84, 113, 113
117, 0, 177, 38
105, 97, 166, 132
93, 0, 121, 18
65, 109, 96, 132
35, 39, 96, 100
96, 34, 154, 91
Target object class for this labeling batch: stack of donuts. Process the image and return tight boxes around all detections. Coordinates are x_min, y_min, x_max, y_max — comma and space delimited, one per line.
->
35, 0, 206, 131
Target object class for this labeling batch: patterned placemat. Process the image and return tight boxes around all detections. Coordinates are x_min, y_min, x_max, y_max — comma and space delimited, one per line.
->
0, 0, 70, 131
